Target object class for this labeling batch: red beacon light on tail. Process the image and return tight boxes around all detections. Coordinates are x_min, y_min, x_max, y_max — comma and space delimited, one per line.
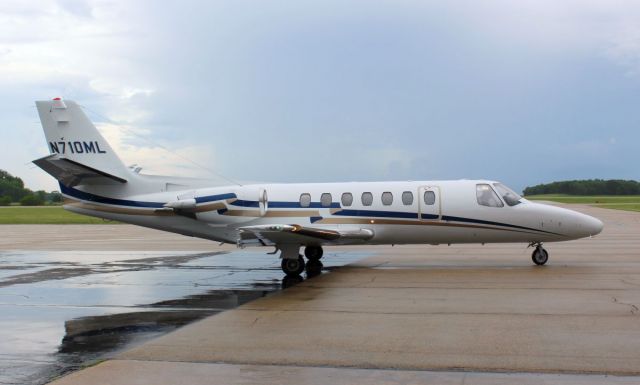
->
52, 97, 67, 109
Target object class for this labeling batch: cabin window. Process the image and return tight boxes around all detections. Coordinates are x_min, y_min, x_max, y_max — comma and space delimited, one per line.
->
341, 192, 353, 206
361, 192, 373, 206
320, 193, 332, 207
423, 191, 436, 205
493, 183, 522, 206
476, 184, 504, 207
381, 192, 393, 205
300, 193, 311, 208
402, 191, 413, 205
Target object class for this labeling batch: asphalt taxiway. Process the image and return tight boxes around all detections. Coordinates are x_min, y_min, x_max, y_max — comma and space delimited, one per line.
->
2, 204, 639, 384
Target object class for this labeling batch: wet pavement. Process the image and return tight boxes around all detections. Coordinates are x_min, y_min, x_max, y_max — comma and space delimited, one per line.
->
0, 249, 363, 385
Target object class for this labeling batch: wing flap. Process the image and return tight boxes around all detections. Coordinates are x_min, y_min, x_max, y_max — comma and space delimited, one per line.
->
33, 154, 127, 187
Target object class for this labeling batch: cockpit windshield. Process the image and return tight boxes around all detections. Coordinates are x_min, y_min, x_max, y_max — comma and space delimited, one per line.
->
493, 183, 523, 206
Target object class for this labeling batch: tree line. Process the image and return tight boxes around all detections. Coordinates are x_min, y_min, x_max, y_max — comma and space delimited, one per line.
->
0, 169, 62, 206
4, 169, 640, 205
523, 179, 640, 196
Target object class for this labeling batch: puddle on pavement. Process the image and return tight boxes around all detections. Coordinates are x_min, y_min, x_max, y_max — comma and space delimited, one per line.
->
0, 249, 366, 385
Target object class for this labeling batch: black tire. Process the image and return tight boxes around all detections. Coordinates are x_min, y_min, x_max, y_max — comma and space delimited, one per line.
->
304, 246, 324, 261
281, 274, 303, 289
281, 255, 306, 275
306, 259, 323, 277
531, 247, 549, 265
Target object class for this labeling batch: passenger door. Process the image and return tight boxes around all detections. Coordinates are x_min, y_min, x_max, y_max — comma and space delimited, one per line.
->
418, 186, 441, 220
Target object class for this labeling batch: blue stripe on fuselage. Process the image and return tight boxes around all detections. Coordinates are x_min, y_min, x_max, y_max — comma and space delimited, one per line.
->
60, 184, 236, 208
195, 193, 236, 203
332, 208, 558, 235
334, 209, 419, 219
441, 215, 560, 235
229, 200, 341, 209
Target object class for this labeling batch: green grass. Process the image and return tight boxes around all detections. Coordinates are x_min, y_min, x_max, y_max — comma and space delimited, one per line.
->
525, 194, 640, 212
592, 204, 640, 212
0, 206, 118, 224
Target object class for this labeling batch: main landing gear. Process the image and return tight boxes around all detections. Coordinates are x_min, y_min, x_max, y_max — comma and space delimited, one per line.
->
531, 243, 549, 266
280, 245, 324, 276
281, 256, 305, 276
304, 245, 323, 276
304, 245, 323, 261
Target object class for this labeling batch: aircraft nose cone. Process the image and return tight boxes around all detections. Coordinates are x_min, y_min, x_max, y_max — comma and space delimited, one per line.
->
575, 213, 604, 238
587, 216, 604, 236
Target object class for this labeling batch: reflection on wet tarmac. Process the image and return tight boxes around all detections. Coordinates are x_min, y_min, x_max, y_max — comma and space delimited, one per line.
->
0, 250, 363, 385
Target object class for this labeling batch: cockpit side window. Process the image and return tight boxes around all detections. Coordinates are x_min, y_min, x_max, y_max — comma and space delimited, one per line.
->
493, 183, 522, 206
476, 184, 504, 207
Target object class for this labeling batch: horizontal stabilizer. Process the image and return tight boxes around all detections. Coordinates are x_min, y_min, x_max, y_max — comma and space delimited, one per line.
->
33, 154, 127, 187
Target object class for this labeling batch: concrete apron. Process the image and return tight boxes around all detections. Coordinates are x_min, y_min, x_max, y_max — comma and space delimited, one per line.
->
50, 205, 640, 384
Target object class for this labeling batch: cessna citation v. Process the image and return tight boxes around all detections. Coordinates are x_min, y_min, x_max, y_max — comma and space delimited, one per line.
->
33, 99, 603, 276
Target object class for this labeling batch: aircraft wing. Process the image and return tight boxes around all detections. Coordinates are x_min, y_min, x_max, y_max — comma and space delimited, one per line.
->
238, 224, 374, 247
33, 154, 127, 187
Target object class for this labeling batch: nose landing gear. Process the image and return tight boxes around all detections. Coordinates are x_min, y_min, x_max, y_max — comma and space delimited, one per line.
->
531, 243, 549, 266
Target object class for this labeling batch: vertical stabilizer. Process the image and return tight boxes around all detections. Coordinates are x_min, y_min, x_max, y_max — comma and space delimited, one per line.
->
35, 99, 130, 182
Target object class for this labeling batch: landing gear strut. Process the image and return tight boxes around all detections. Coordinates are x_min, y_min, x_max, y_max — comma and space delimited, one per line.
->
531, 243, 549, 266
281, 255, 305, 276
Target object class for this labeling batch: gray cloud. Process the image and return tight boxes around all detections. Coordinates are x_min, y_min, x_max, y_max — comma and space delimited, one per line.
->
1, 0, 639, 193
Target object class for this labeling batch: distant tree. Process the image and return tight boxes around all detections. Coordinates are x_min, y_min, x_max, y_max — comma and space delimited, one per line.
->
0, 169, 65, 205
0, 169, 31, 201
20, 194, 44, 206
523, 179, 640, 196
47, 191, 63, 204
0, 195, 11, 206
35, 190, 47, 202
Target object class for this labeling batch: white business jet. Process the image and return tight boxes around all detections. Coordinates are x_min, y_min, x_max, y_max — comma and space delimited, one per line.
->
33, 99, 603, 276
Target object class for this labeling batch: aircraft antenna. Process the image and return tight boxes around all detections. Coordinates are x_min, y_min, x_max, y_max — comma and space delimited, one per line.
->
78, 104, 243, 187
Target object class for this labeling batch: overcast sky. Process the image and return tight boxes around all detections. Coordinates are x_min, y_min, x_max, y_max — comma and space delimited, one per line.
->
2, 0, 640, 193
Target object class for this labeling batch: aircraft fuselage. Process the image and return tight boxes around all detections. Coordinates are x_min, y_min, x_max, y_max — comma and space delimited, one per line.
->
59, 179, 603, 246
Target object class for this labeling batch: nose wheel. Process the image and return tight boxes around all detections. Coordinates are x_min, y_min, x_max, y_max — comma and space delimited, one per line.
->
531, 245, 549, 265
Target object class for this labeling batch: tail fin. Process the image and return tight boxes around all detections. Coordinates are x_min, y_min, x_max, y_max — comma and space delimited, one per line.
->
35, 98, 130, 184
